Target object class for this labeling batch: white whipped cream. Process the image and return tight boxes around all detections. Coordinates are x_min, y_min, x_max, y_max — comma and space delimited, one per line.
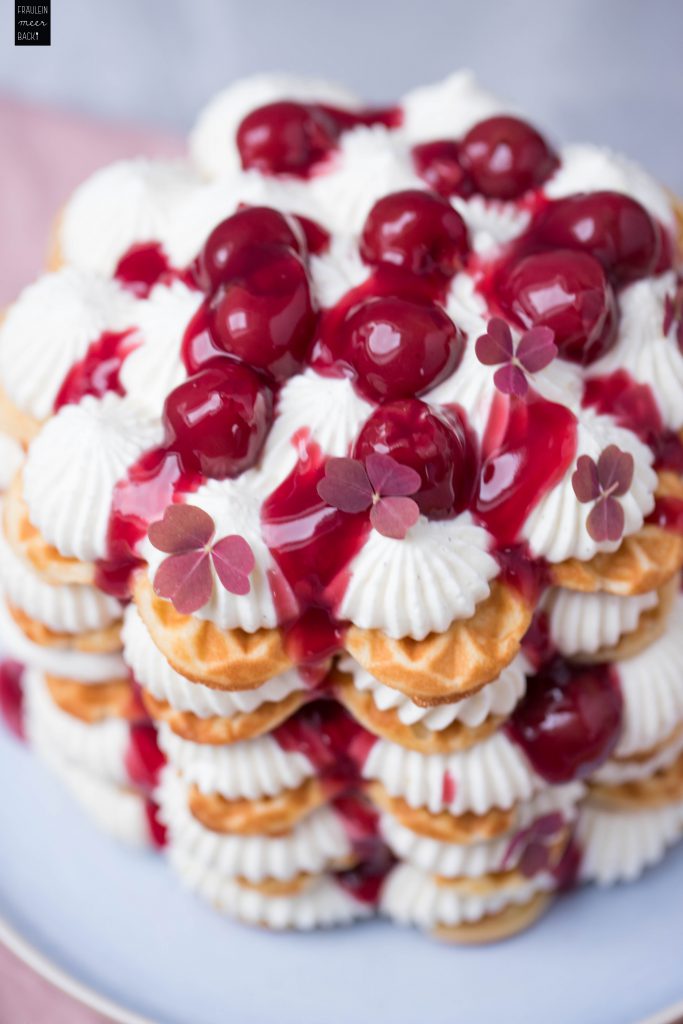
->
363, 731, 546, 816
344, 652, 528, 731
578, 798, 683, 886
60, 159, 201, 276
522, 406, 656, 563
0, 268, 135, 420
190, 74, 361, 179
308, 235, 368, 309
544, 586, 659, 657
158, 723, 314, 800
381, 862, 553, 931
158, 767, 350, 882
451, 195, 530, 256
338, 512, 498, 640
122, 604, 305, 719
399, 71, 507, 144
24, 394, 162, 563
589, 271, 683, 430
0, 434, 23, 492
381, 783, 582, 878
592, 729, 683, 786
544, 143, 675, 229
0, 522, 121, 634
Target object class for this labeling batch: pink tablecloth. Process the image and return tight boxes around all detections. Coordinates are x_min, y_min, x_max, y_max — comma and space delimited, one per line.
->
0, 96, 182, 1023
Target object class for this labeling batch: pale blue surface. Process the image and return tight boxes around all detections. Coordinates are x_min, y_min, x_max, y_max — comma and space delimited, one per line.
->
1, 725, 682, 1024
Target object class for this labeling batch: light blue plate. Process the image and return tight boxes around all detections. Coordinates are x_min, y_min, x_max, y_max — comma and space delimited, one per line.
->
1, 724, 682, 1024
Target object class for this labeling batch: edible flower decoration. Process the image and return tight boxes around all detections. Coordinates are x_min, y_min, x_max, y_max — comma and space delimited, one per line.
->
475, 317, 557, 397
148, 504, 255, 615
571, 445, 634, 543
317, 454, 421, 540
502, 812, 565, 878
663, 278, 683, 354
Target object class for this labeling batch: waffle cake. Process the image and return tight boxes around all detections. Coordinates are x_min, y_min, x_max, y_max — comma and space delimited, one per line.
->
1, 71, 683, 941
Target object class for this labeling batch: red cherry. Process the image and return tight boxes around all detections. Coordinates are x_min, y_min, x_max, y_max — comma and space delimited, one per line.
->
460, 116, 558, 200
236, 101, 340, 176
0, 660, 24, 741
163, 360, 273, 479
209, 245, 316, 381
124, 723, 165, 791
339, 296, 463, 402
507, 659, 623, 783
496, 249, 618, 365
360, 190, 469, 278
193, 207, 304, 291
532, 192, 662, 283
411, 140, 474, 198
354, 399, 477, 518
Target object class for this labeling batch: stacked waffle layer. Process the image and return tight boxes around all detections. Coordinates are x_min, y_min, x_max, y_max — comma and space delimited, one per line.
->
1, 71, 683, 942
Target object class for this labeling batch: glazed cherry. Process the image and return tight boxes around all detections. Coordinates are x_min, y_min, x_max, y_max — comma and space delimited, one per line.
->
354, 398, 477, 518
412, 141, 474, 198
496, 249, 618, 365
236, 101, 340, 176
162, 360, 273, 479
125, 723, 165, 790
360, 190, 469, 279
532, 191, 662, 283
193, 207, 304, 291
209, 245, 316, 381
339, 296, 463, 402
460, 116, 558, 200
507, 659, 623, 783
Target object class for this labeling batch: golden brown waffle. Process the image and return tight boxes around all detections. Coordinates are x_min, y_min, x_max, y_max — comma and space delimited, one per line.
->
233, 873, 318, 897
589, 749, 683, 811
432, 890, 552, 944
335, 671, 502, 755
143, 687, 308, 745
45, 674, 135, 723
433, 834, 569, 895
134, 573, 292, 689
8, 602, 122, 653
187, 776, 327, 835
345, 581, 532, 703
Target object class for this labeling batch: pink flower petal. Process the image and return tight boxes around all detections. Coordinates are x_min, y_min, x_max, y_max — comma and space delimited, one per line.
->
572, 455, 601, 503
365, 453, 421, 498
316, 458, 374, 513
494, 363, 528, 397
211, 535, 255, 596
587, 495, 625, 543
516, 326, 557, 373
148, 504, 215, 554
153, 550, 213, 614
370, 496, 420, 539
597, 445, 634, 497
475, 317, 514, 366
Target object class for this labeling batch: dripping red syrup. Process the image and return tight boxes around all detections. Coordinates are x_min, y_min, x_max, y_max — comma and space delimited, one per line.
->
0, 660, 25, 741
114, 242, 196, 298
144, 798, 168, 849
125, 721, 166, 791
54, 330, 139, 410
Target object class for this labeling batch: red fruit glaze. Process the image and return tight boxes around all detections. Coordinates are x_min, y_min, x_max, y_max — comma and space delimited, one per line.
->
275, 699, 375, 792
125, 722, 165, 791
339, 296, 464, 402
411, 140, 474, 198
145, 798, 168, 849
209, 245, 316, 381
532, 192, 662, 284
495, 249, 618, 365
507, 658, 623, 783
54, 331, 138, 410
193, 207, 304, 291
114, 242, 174, 297
0, 660, 24, 741
360, 190, 469, 278
162, 360, 273, 480
354, 399, 478, 518
460, 116, 558, 200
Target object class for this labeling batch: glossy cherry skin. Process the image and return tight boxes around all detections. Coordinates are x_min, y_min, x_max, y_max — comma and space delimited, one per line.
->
531, 191, 662, 283
236, 101, 340, 176
193, 207, 303, 291
339, 296, 463, 402
354, 399, 477, 518
496, 249, 618, 365
411, 140, 474, 198
507, 659, 623, 784
162, 360, 273, 479
460, 116, 558, 200
209, 244, 316, 381
360, 190, 469, 278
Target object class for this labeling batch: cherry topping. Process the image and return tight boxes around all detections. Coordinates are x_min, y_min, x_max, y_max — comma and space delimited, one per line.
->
507, 658, 622, 783
236, 101, 340, 176
114, 242, 172, 297
0, 660, 24, 741
411, 140, 474, 198
339, 296, 463, 402
124, 722, 165, 791
360, 190, 469, 278
162, 360, 273, 479
532, 192, 662, 283
354, 399, 477, 518
209, 245, 316, 381
193, 207, 304, 291
496, 249, 618, 365
460, 116, 558, 199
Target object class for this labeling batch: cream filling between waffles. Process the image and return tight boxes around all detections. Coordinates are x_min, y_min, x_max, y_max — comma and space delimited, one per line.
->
543, 586, 660, 657
577, 799, 683, 885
